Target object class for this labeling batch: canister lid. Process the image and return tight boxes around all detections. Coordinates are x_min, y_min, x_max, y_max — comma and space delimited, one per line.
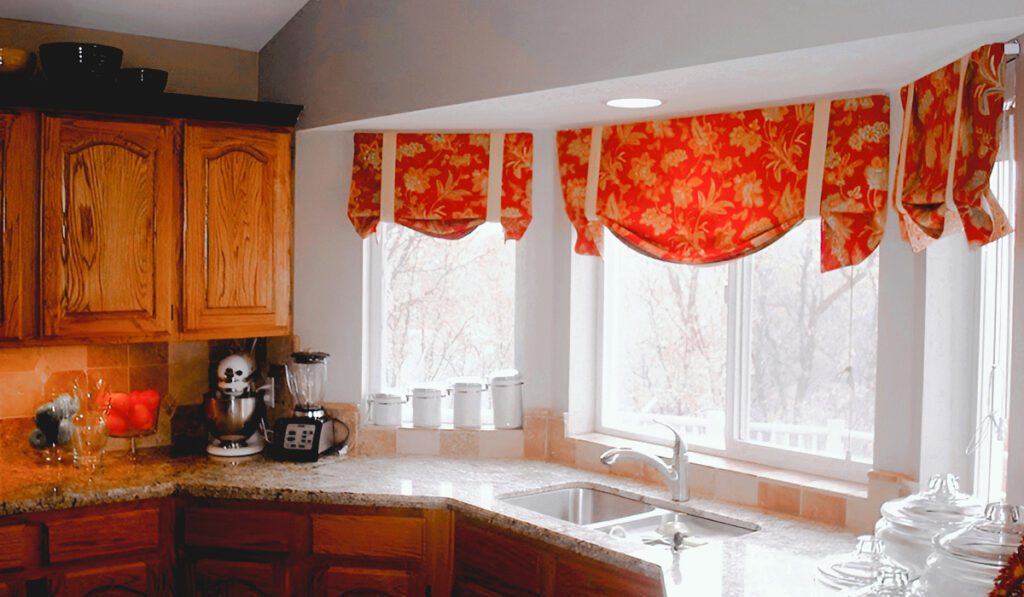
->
411, 385, 448, 399
371, 392, 405, 405
451, 377, 487, 392
879, 474, 984, 534
489, 369, 522, 386
934, 503, 1024, 567
815, 535, 902, 591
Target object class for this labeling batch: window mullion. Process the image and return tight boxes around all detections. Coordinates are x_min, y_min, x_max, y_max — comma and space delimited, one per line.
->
725, 258, 750, 452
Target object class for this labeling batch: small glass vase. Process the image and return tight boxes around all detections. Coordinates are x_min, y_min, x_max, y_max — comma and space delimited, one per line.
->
72, 410, 108, 471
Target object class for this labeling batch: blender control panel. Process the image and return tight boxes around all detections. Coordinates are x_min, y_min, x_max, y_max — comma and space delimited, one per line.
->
283, 423, 317, 450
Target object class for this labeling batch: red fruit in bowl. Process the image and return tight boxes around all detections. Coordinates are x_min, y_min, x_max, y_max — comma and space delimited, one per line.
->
106, 412, 128, 435
137, 389, 161, 412
129, 403, 155, 431
109, 393, 132, 416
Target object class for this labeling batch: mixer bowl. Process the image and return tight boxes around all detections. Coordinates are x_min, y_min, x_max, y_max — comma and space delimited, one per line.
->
204, 394, 265, 443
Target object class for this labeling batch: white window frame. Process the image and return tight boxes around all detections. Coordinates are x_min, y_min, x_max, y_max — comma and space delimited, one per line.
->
972, 106, 1017, 503
594, 220, 877, 483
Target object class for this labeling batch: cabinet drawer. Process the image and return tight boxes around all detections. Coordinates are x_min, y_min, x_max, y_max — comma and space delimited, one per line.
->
184, 507, 294, 552
0, 524, 40, 571
47, 508, 160, 564
312, 514, 424, 560
0, 580, 14, 597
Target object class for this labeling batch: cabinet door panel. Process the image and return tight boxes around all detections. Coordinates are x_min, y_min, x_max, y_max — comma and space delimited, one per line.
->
56, 561, 150, 596
183, 125, 291, 337
319, 566, 411, 597
190, 558, 284, 597
0, 111, 38, 341
41, 116, 178, 339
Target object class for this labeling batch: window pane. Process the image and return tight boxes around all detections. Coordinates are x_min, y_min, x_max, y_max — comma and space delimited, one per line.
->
745, 223, 879, 461
380, 224, 515, 401
601, 233, 729, 448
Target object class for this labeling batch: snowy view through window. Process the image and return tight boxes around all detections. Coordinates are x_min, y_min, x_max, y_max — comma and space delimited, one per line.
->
602, 222, 879, 462
379, 223, 515, 393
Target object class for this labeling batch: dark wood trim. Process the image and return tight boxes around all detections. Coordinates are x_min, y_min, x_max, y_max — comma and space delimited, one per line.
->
0, 85, 302, 128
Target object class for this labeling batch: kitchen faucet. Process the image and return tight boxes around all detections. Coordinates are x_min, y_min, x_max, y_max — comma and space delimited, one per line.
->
599, 420, 690, 502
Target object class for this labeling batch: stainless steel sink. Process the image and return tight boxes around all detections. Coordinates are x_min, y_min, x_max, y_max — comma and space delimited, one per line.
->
499, 484, 757, 552
501, 486, 655, 525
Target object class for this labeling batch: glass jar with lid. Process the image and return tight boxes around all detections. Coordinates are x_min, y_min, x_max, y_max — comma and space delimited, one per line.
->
875, 473, 984, 575
911, 503, 1024, 597
816, 535, 906, 595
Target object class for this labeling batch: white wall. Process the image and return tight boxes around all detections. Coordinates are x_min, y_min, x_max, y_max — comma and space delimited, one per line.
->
514, 132, 573, 411
292, 130, 362, 405
260, 0, 1024, 129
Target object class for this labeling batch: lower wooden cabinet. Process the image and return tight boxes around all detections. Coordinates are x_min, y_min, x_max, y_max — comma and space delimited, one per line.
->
0, 498, 662, 596
453, 515, 663, 597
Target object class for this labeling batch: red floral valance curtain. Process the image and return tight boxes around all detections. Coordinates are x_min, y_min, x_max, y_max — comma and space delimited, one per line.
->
557, 96, 891, 270
557, 42, 1012, 271
348, 132, 534, 241
895, 43, 1011, 251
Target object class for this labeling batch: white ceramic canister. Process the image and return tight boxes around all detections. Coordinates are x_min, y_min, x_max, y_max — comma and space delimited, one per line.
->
490, 369, 523, 429
451, 378, 487, 429
411, 386, 447, 428
369, 393, 406, 427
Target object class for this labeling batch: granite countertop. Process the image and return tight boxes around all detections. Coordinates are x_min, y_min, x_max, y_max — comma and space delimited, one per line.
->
0, 452, 855, 596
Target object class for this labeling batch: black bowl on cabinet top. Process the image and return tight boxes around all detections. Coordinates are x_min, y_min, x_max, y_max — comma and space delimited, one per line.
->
117, 68, 168, 93
39, 42, 123, 85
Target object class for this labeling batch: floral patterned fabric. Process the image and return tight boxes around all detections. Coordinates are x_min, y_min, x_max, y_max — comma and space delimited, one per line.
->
896, 43, 1011, 250
349, 132, 385, 239
557, 128, 604, 256
955, 43, 1011, 247
347, 132, 534, 241
820, 95, 891, 272
557, 104, 815, 264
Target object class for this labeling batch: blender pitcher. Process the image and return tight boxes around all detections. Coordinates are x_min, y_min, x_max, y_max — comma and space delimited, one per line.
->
286, 351, 329, 417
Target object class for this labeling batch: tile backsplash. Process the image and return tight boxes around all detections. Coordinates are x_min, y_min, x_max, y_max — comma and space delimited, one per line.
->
0, 343, 207, 419
0, 337, 295, 452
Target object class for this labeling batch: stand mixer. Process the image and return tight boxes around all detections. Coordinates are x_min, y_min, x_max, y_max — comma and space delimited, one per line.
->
269, 351, 349, 462
203, 353, 274, 457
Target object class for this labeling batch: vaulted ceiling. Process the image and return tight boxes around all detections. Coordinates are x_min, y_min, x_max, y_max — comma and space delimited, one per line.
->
0, 0, 308, 51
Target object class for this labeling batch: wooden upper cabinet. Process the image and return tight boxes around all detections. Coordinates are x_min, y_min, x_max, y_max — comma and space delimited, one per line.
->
182, 124, 292, 338
0, 112, 38, 341
41, 116, 179, 340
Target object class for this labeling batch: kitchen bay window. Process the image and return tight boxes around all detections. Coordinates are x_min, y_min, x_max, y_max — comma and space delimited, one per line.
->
599, 222, 879, 481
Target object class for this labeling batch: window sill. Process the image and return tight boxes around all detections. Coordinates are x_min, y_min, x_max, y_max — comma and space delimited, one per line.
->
573, 431, 868, 501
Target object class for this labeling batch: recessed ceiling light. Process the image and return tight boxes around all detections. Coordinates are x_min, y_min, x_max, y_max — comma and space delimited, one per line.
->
605, 98, 663, 109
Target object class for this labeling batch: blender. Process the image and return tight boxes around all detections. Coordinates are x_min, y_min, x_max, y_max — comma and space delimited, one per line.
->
269, 351, 350, 461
